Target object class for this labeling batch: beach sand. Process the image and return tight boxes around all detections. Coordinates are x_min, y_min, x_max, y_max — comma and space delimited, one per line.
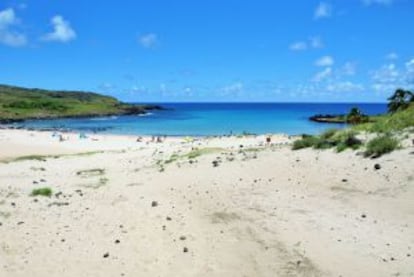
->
0, 129, 413, 276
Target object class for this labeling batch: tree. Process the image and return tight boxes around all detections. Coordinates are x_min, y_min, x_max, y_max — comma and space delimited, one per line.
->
347, 107, 368, 124
387, 89, 413, 113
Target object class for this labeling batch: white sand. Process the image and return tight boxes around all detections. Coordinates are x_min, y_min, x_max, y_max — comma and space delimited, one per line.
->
0, 129, 413, 276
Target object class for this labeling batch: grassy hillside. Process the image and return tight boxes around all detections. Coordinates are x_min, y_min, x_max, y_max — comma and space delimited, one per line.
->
353, 102, 414, 133
0, 84, 161, 123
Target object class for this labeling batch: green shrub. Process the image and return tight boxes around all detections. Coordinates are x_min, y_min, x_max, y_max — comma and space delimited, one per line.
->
292, 135, 320, 150
365, 135, 399, 157
31, 187, 52, 197
292, 130, 362, 152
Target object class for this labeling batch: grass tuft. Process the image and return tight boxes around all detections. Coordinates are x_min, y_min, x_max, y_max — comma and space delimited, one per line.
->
31, 187, 52, 197
364, 135, 399, 157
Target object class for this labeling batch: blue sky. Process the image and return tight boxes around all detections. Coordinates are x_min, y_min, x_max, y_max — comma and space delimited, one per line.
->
1, 0, 413, 102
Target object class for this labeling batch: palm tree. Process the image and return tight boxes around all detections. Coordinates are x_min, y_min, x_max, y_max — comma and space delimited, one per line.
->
387, 89, 413, 113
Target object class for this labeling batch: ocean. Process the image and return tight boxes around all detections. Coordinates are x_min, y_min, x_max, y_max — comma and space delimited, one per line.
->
12, 103, 387, 136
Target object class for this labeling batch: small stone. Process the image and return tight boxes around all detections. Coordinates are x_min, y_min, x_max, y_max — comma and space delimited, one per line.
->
17, 221, 24, 225
361, 214, 367, 218
166, 216, 172, 221
103, 252, 109, 258
374, 164, 381, 170
115, 239, 120, 244
183, 247, 188, 253
212, 160, 219, 167
151, 201, 158, 207
342, 179, 348, 182
179, 236, 186, 241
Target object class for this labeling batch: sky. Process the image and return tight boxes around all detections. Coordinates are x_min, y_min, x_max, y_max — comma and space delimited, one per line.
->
0, 0, 413, 102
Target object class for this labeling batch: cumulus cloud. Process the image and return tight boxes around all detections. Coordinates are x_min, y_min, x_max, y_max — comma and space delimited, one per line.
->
290, 41, 307, 51
139, 33, 158, 48
309, 36, 324, 48
0, 8, 27, 47
42, 15, 76, 42
312, 67, 332, 82
341, 62, 357, 76
314, 2, 332, 19
315, 55, 334, 67
220, 82, 244, 96
326, 81, 364, 92
289, 37, 324, 51
385, 52, 398, 60
369, 61, 414, 93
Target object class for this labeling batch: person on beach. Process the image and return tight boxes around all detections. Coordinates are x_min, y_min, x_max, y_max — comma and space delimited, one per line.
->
266, 136, 271, 145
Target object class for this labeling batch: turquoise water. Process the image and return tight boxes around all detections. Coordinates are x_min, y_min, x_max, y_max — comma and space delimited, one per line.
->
13, 103, 387, 136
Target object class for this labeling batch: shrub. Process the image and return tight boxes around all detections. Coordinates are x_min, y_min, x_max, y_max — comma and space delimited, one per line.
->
292, 135, 320, 150
365, 135, 399, 157
31, 187, 52, 197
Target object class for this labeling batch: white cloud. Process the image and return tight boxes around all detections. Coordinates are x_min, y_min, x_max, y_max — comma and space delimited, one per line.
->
42, 15, 76, 42
369, 61, 414, 93
314, 2, 332, 19
220, 82, 244, 95
341, 62, 357, 76
310, 36, 324, 48
0, 8, 27, 47
386, 52, 398, 60
315, 55, 334, 67
326, 81, 364, 92
363, 0, 393, 6
312, 67, 332, 82
372, 63, 400, 83
139, 33, 158, 48
290, 41, 307, 51
289, 37, 324, 51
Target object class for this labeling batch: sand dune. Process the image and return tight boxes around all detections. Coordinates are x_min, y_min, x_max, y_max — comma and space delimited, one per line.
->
0, 129, 413, 276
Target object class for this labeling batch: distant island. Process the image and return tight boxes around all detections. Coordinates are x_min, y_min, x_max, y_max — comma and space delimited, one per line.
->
0, 84, 163, 123
309, 107, 375, 124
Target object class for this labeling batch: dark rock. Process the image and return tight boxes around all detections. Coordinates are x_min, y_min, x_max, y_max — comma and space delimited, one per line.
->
374, 164, 381, 170
17, 221, 24, 225
212, 160, 219, 167
151, 201, 158, 207
361, 214, 367, 218
166, 216, 172, 221
179, 236, 186, 241
342, 179, 348, 182
115, 239, 120, 244
103, 252, 109, 258
183, 247, 188, 253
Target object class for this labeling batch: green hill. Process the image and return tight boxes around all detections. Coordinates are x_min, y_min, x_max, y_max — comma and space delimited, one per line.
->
0, 84, 162, 123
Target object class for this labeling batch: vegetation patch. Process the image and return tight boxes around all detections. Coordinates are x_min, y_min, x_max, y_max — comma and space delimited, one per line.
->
31, 187, 52, 197
292, 129, 362, 152
364, 135, 399, 158
76, 168, 105, 177
0, 84, 163, 122
1, 151, 103, 164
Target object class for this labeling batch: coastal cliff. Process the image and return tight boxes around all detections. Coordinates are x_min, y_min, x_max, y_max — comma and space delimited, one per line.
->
0, 84, 163, 123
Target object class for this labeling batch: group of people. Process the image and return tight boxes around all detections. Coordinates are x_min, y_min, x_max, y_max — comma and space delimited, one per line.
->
136, 135, 166, 143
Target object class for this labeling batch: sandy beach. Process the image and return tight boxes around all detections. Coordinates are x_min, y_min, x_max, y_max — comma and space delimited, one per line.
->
0, 129, 413, 277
